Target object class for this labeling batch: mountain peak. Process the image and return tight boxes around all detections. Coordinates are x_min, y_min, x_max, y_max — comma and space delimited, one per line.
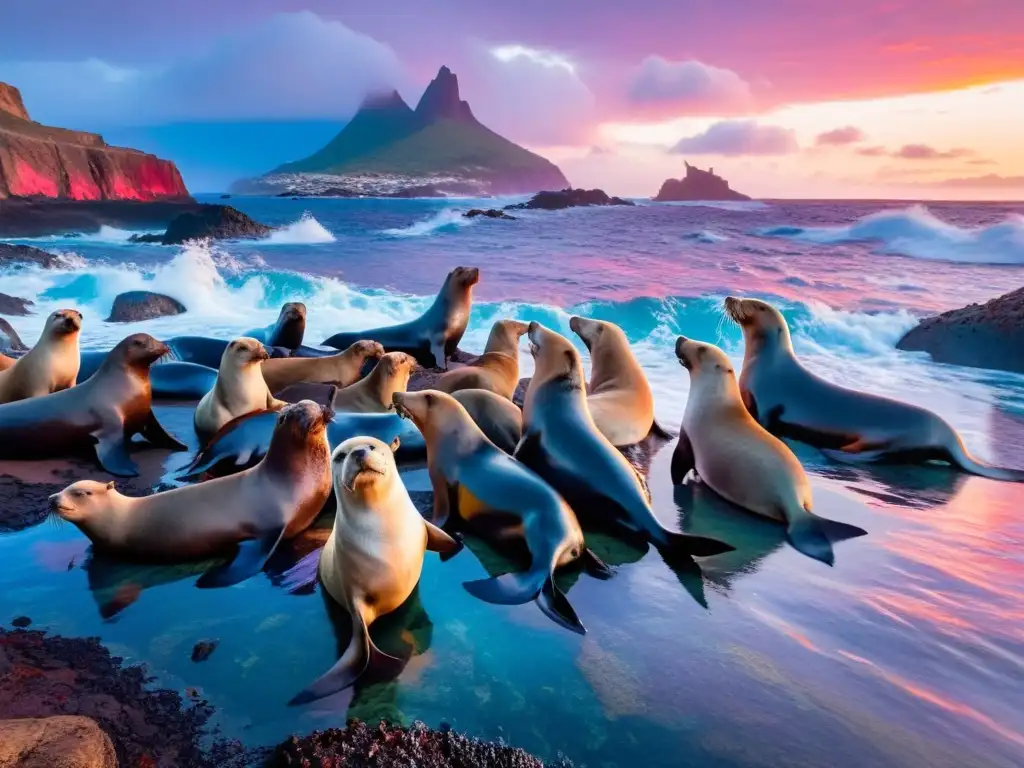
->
359, 89, 413, 113
0, 82, 30, 121
415, 66, 475, 123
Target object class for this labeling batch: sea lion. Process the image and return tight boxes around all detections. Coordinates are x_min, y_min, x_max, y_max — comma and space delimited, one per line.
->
451, 389, 522, 454
569, 315, 661, 446
436, 319, 528, 400
289, 436, 461, 705
725, 296, 1024, 482
331, 352, 417, 413
672, 337, 867, 564
0, 309, 82, 404
49, 400, 333, 588
322, 266, 480, 369
246, 301, 307, 349
394, 389, 607, 634
0, 318, 27, 353
515, 322, 734, 561
0, 333, 185, 476
194, 337, 285, 442
261, 340, 384, 394
0, 353, 14, 373
149, 361, 219, 400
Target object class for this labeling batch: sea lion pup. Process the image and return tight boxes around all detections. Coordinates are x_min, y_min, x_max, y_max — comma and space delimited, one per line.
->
322, 266, 481, 370
515, 322, 734, 561
331, 351, 418, 413
261, 340, 384, 394
436, 319, 528, 400
0, 309, 82, 404
394, 389, 608, 633
194, 337, 285, 443
246, 301, 307, 349
289, 436, 461, 705
0, 333, 185, 476
725, 296, 1024, 482
672, 337, 867, 564
569, 315, 661, 446
49, 400, 334, 587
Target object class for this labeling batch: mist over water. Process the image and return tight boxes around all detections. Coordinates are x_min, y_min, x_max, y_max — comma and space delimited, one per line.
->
2, 196, 1023, 766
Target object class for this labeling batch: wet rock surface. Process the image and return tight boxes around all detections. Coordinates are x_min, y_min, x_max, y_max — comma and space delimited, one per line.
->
130, 205, 272, 245
505, 188, 634, 211
106, 291, 186, 322
0, 292, 32, 316
0, 715, 117, 768
464, 208, 516, 220
0, 242, 64, 269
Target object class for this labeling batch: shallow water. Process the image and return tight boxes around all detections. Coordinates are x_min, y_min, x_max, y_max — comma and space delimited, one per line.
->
1, 197, 1023, 766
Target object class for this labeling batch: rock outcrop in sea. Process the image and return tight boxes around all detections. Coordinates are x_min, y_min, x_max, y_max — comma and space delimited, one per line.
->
129, 205, 272, 245
896, 286, 1024, 373
505, 188, 635, 211
106, 291, 186, 323
653, 162, 751, 201
0, 242, 65, 269
0, 292, 32, 316
235, 66, 570, 197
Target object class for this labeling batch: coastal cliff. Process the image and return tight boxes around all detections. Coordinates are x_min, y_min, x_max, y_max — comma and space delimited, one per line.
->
654, 162, 751, 202
0, 81, 189, 202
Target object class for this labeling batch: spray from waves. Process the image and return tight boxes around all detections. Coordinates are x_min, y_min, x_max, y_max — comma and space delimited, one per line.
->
380, 208, 474, 238
759, 205, 1024, 264
683, 230, 729, 244
261, 212, 336, 245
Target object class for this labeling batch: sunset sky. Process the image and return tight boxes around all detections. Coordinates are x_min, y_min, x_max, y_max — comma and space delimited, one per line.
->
1, 0, 1022, 198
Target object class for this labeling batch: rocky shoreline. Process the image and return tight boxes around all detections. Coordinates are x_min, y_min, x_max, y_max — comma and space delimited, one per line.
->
0, 199, 206, 239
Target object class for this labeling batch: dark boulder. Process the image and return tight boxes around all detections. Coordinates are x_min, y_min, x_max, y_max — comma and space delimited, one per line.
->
505, 188, 634, 211
106, 291, 186, 323
0, 242, 63, 269
896, 286, 1024, 373
0, 293, 32, 316
129, 204, 272, 245
464, 208, 516, 220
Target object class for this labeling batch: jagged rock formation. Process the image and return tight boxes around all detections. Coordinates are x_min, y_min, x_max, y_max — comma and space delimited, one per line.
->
464, 208, 516, 220
240, 66, 569, 196
106, 291, 186, 322
0, 293, 32, 316
505, 188, 635, 211
129, 205, 272, 244
0, 81, 189, 202
896, 286, 1024, 373
0, 242, 64, 269
653, 162, 751, 201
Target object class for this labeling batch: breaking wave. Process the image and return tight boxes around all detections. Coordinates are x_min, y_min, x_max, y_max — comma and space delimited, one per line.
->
380, 208, 474, 237
260, 212, 335, 245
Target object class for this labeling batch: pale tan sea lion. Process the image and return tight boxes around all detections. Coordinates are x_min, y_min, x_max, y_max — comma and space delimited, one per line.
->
0, 309, 82, 404
194, 337, 285, 443
289, 435, 460, 705
50, 400, 333, 585
261, 340, 384, 394
672, 337, 867, 564
0, 353, 14, 372
331, 351, 418, 413
436, 319, 528, 400
725, 296, 1024, 482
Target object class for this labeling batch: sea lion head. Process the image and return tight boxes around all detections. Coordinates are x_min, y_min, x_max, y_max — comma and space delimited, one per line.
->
376, 351, 418, 391
485, 319, 530, 355
280, 302, 307, 323
277, 398, 334, 437
222, 337, 270, 369
447, 266, 481, 293
332, 435, 401, 497
568, 315, 629, 355
265, 399, 333, 468
527, 321, 584, 390
675, 336, 735, 378
392, 389, 463, 436
112, 333, 171, 370
723, 296, 792, 351
345, 340, 385, 362
49, 479, 118, 527
45, 309, 83, 338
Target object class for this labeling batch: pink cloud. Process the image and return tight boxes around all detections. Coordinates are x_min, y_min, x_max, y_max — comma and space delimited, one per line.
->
626, 56, 751, 115
896, 143, 973, 159
815, 126, 866, 146
671, 120, 798, 156
926, 174, 1024, 189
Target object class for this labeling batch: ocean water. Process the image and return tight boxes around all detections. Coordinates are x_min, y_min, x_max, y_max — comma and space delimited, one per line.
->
1, 196, 1023, 766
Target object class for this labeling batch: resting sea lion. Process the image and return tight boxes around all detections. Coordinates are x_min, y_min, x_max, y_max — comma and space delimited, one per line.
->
331, 351, 417, 413
194, 337, 285, 442
725, 296, 1024, 482
0, 333, 185, 476
261, 340, 384, 394
246, 301, 307, 349
0, 309, 82, 404
515, 322, 734, 561
50, 400, 333, 587
322, 266, 480, 369
0, 353, 14, 373
569, 315, 662, 446
436, 319, 527, 400
394, 389, 607, 633
289, 436, 460, 705
672, 337, 867, 564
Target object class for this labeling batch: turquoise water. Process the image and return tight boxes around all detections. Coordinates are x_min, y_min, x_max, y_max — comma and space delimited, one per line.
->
1, 197, 1023, 765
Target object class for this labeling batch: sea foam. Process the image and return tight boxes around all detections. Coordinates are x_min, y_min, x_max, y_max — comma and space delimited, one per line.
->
380, 208, 474, 237
260, 212, 336, 244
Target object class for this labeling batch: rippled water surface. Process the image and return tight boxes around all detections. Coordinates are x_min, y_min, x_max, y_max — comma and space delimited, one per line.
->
1, 196, 1022, 766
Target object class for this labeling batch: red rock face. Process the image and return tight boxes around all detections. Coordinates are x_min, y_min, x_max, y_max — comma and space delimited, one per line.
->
0, 83, 29, 121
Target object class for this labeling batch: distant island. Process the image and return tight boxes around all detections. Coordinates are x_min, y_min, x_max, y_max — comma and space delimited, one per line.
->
232, 66, 570, 198
653, 162, 751, 202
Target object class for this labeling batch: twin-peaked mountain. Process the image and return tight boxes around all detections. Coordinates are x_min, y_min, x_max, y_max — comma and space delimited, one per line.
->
250, 66, 569, 196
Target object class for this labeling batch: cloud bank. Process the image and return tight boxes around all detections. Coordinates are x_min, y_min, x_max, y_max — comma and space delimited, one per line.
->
671, 120, 798, 156
816, 126, 865, 145
626, 56, 751, 115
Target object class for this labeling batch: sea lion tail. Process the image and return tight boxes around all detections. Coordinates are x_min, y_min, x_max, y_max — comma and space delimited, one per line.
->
321, 331, 356, 350
946, 440, 1024, 482
463, 570, 585, 635
653, 528, 735, 560
196, 527, 285, 588
649, 419, 677, 440
785, 508, 867, 566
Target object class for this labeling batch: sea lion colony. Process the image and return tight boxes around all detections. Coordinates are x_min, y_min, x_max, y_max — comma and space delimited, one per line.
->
4, 266, 1021, 705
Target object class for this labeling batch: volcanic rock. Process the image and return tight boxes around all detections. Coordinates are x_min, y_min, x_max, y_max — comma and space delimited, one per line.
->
464, 208, 516, 220
653, 162, 751, 202
105, 291, 186, 322
0, 292, 32, 315
0, 716, 117, 768
505, 188, 634, 211
131, 205, 272, 245
0, 242, 64, 269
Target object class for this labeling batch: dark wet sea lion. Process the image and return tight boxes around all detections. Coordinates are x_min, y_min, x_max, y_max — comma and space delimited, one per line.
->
0, 333, 186, 476
50, 400, 333, 588
725, 296, 1024, 482
673, 336, 866, 565
514, 322, 734, 561
394, 389, 608, 634
322, 266, 480, 369
435, 319, 527, 400
149, 361, 218, 400
246, 301, 307, 349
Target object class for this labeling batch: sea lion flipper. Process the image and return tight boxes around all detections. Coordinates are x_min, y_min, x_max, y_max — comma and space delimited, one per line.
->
582, 548, 613, 580
93, 433, 140, 478
289, 604, 372, 706
424, 520, 463, 559
657, 529, 735, 560
820, 447, 888, 464
195, 526, 285, 588
141, 412, 188, 451
430, 339, 447, 370
537, 578, 586, 636
670, 429, 696, 485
